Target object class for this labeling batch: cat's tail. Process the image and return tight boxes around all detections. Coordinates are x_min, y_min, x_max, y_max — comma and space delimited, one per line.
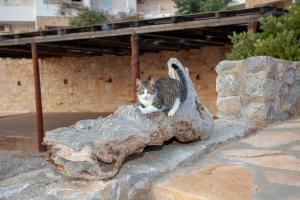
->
171, 63, 188, 102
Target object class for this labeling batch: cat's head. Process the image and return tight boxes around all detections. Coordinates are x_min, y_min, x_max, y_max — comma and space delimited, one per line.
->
136, 79, 156, 100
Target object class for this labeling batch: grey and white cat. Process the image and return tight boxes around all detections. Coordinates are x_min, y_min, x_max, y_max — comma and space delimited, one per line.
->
136, 63, 187, 117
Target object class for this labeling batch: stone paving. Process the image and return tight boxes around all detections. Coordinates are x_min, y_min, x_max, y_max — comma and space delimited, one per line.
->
150, 118, 300, 200
0, 119, 255, 200
0, 118, 299, 200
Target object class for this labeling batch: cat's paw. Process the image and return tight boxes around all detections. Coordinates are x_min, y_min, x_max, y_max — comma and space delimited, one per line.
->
168, 110, 176, 117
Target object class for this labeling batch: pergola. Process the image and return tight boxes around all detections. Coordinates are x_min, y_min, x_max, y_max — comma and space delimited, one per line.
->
0, 6, 284, 151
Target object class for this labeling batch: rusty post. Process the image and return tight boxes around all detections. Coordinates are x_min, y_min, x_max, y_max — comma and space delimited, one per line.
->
131, 31, 140, 102
248, 19, 257, 33
31, 43, 46, 152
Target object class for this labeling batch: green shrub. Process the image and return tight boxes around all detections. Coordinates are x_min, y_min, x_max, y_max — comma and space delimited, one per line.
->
66, 7, 143, 27
226, 32, 259, 60
174, 0, 231, 14
70, 7, 106, 27
227, 6, 300, 61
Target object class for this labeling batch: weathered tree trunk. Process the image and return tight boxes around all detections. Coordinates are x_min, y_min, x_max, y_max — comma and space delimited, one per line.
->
44, 58, 214, 180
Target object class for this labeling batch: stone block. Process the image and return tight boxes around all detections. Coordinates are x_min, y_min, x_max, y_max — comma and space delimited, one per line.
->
295, 66, 300, 83
216, 74, 240, 97
283, 68, 296, 85
245, 77, 279, 100
241, 103, 279, 121
216, 96, 241, 118
281, 84, 300, 115
244, 56, 276, 77
215, 60, 243, 74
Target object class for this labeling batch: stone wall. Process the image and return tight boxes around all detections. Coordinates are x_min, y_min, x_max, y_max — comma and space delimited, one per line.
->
216, 56, 300, 125
0, 46, 226, 115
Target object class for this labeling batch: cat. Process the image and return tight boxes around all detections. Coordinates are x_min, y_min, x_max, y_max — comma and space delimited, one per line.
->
136, 63, 187, 117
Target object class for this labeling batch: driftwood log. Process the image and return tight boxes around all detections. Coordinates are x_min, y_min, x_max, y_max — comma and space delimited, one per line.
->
44, 58, 214, 180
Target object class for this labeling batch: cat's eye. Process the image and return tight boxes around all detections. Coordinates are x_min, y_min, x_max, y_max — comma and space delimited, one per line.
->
137, 89, 144, 94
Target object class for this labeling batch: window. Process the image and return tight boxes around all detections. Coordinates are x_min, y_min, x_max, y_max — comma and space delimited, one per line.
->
0, 25, 11, 33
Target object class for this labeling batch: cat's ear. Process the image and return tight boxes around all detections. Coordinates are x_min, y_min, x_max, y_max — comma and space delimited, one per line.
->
149, 79, 155, 86
136, 79, 142, 87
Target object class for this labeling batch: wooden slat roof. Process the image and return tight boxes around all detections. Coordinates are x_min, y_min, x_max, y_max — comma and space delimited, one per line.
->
0, 6, 285, 58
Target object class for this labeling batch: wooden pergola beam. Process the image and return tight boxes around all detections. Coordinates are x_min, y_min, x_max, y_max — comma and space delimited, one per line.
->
0, 14, 264, 46
31, 43, 46, 152
38, 43, 116, 55
141, 33, 227, 45
0, 46, 80, 57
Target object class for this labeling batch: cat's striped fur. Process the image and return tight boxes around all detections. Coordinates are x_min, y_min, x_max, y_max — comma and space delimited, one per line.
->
137, 63, 187, 116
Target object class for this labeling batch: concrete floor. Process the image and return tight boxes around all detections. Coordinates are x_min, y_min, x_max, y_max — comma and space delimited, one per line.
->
0, 112, 109, 151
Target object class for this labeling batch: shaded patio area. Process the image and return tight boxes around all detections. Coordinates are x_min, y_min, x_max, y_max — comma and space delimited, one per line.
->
0, 112, 109, 151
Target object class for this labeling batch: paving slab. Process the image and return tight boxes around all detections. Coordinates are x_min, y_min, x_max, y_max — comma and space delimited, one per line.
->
150, 118, 300, 200
152, 164, 254, 200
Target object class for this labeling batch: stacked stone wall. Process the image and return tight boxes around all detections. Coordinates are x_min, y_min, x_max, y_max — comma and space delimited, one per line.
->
216, 56, 300, 125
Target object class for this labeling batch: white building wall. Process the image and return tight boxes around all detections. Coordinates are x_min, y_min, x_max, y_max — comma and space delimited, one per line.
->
229, 0, 246, 6
83, 0, 92, 7
35, 0, 61, 17
0, 0, 35, 22
0, 6, 35, 22
92, 0, 137, 14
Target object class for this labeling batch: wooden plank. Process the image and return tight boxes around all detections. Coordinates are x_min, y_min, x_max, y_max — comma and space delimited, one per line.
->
0, 46, 81, 56
0, 14, 264, 46
78, 38, 172, 52
141, 34, 227, 45
38, 43, 118, 54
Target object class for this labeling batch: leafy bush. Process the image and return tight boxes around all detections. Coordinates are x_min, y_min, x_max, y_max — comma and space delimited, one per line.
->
70, 7, 106, 27
69, 8, 144, 27
174, 0, 231, 14
226, 32, 259, 60
227, 6, 300, 61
